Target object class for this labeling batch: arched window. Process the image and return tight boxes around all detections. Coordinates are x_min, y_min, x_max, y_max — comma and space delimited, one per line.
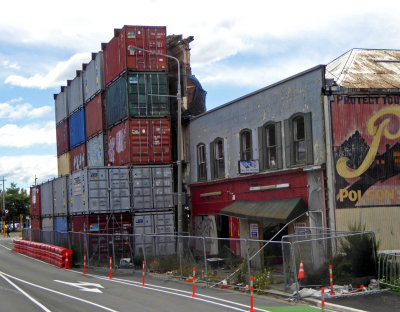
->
210, 138, 225, 179
284, 112, 313, 166
240, 129, 252, 161
258, 121, 282, 170
197, 143, 207, 181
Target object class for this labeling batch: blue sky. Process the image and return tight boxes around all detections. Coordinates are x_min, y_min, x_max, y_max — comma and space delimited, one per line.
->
1, 0, 400, 190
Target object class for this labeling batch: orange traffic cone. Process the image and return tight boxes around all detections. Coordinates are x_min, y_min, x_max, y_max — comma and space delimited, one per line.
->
298, 261, 305, 280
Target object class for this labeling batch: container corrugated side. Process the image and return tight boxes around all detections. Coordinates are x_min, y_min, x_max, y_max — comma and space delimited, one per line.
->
56, 119, 69, 156
105, 72, 169, 127
85, 167, 109, 214
87, 132, 105, 167
31, 216, 41, 230
54, 216, 68, 232
83, 52, 104, 103
53, 176, 69, 216
69, 108, 86, 148
85, 93, 105, 139
69, 169, 88, 215
68, 72, 84, 115
41, 217, 53, 231
131, 167, 153, 210
58, 152, 71, 177
107, 118, 171, 165
30, 185, 41, 217
103, 26, 167, 86
152, 166, 173, 209
105, 76, 128, 127
154, 211, 175, 255
133, 213, 154, 255
70, 143, 86, 173
40, 181, 53, 217
109, 167, 131, 212
70, 213, 131, 233
54, 87, 68, 124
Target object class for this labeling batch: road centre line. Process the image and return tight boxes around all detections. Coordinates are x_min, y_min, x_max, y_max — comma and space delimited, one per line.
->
85, 273, 265, 312
1, 271, 118, 312
0, 271, 52, 312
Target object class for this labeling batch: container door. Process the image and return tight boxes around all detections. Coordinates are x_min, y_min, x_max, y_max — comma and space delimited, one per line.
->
109, 167, 131, 212
87, 168, 109, 213
133, 214, 154, 256
131, 167, 153, 210
152, 166, 173, 209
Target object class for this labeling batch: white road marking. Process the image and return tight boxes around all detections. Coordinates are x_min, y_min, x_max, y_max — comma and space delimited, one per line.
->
0, 271, 52, 312
84, 273, 266, 312
0, 243, 12, 250
54, 280, 104, 293
1, 271, 118, 312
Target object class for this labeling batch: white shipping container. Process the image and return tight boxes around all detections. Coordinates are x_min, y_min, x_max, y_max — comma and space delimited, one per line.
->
40, 181, 53, 216
87, 133, 105, 167
83, 52, 104, 103
53, 176, 69, 216
55, 88, 68, 124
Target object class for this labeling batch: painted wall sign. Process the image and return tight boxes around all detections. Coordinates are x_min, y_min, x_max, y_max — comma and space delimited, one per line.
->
250, 223, 259, 238
239, 160, 259, 174
331, 95, 400, 208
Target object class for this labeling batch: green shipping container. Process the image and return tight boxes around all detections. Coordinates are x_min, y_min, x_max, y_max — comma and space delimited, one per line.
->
106, 72, 169, 128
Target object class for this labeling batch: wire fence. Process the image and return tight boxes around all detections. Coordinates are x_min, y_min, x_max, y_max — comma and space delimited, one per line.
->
22, 227, 379, 295
378, 251, 400, 289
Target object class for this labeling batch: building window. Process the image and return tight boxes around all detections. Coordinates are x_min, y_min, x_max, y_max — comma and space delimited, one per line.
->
293, 116, 306, 163
197, 143, 207, 181
258, 121, 282, 170
240, 129, 252, 161
284, 112, 313, 167
210, 138, 225, 179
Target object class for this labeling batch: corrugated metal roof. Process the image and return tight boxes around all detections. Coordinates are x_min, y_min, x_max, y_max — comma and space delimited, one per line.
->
326, 49, 400, 88
219, 198, 307, 223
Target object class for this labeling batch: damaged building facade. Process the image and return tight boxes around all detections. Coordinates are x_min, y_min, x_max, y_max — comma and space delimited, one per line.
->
186, 49, 400, 253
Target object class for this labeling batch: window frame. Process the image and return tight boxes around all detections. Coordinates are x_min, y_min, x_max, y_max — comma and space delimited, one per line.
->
197, 143, 207, 181
284, 112, 313, 167
210, 137, 225, 179
258, 121, 282, 170
239, 128, 253, 161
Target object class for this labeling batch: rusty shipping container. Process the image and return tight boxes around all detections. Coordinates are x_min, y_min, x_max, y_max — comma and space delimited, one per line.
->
30, 185, 41, 217
70, 213, 132, 233
85, 93, 106, 139
70, 143, 86, 173
54, 86, 68, 124
106, 72, 169, 127
103, 26, 167, 86
87, 132, 106, 167
58, 152, 71, 177
67, 71, 84, 115
83, 52, 104, 103
30, 216, 41, 230
56, 118, 69, 156
107, 118, 171, 166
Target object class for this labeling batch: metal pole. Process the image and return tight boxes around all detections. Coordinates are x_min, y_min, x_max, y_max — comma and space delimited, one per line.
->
128, 46, 183, 235
202, 237, 208, 287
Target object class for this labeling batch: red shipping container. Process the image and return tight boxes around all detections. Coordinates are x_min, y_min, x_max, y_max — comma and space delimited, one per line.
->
107, 118, 171, 165
85, 93, 106, 139
70, 143, 86, 173
103, 26, 167, 86
30, 185, 41, 217
31, 216, 41, 230
70, 213, 132, 233
56, 119, 69, 156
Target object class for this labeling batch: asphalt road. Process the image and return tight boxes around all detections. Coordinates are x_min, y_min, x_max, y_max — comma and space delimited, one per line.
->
0, 235, 294, 312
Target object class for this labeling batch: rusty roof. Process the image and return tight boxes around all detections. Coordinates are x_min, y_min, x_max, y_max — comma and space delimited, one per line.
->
326, 49, 400, 88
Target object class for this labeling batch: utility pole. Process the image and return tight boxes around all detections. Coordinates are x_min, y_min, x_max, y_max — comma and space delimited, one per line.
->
1, 177, 5, 233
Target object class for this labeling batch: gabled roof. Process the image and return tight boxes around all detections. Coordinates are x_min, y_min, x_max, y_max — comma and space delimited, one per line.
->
326, 49, 400, 88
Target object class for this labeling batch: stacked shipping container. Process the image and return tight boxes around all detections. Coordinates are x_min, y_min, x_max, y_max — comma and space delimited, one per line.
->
38, 25, 177, 257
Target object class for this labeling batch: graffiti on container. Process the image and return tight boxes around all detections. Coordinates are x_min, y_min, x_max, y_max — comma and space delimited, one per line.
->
195, 215, 218, 255
331, 96, 400, 208
73, 153, 85, 171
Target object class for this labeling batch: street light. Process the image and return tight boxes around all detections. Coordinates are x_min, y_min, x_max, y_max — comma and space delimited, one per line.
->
128, 46, 183, 235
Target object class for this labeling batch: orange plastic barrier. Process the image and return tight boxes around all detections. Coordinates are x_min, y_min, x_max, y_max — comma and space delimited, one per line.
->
13, 239, 72, 269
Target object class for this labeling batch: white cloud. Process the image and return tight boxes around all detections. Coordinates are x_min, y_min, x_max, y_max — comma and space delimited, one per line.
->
0, 101, 52, 120
4, 52, 90, 89
1, 59, 20, 70
0, 122, 55, 147
0, 155, 57, 189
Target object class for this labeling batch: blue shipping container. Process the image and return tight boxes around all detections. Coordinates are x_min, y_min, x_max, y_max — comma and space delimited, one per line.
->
54, 216, 68, 232
69, 108, 86, 148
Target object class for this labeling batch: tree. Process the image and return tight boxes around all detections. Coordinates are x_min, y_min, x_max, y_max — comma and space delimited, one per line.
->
2, 183, 30, 229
